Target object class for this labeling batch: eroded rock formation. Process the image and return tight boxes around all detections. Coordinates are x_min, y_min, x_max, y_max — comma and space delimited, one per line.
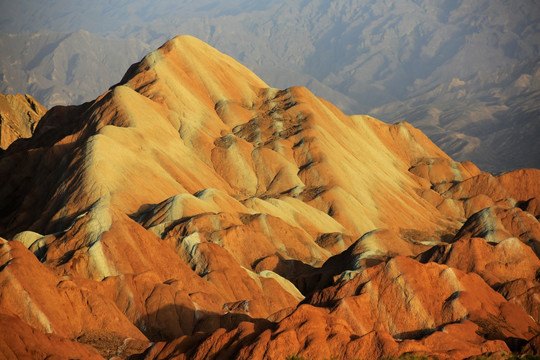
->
0, 36, 538, 359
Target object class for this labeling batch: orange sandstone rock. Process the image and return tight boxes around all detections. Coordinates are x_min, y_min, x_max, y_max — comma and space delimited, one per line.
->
0, 93, 46, 149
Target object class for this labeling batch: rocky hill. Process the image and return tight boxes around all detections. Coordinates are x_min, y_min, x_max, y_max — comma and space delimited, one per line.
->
1, 0, 539, 172
0, 36, 539, 360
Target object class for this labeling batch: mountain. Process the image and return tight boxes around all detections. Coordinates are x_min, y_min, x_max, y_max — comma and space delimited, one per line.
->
0, 31, 150, 106
371, 57, 540, 173
3, 0, 539, 112
1, 0, 539, 173
0, 36, 539, 359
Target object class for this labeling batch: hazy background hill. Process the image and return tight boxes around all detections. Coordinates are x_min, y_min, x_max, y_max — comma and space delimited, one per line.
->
0, 31, 150, 106
1, 0, 539, 172
371, 57, 540, 172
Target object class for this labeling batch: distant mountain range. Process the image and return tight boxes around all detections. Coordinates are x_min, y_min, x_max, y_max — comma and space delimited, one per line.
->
0, 31, 150, 106
371, 57, 540, 173
1, 0, 539, 172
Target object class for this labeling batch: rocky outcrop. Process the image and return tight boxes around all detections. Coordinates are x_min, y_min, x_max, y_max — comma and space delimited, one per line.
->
0, 93, 46, 149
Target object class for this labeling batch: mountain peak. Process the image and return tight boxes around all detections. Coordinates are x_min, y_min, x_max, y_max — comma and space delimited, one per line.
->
117, 34, 268, 104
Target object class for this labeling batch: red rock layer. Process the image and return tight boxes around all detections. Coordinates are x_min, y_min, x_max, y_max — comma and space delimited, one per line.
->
0, 312, 104, 360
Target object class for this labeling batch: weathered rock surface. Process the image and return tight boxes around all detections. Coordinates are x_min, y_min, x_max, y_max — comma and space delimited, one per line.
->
0, 36, 538, 359
0, 312, 105, 360
0, 93, 46, 149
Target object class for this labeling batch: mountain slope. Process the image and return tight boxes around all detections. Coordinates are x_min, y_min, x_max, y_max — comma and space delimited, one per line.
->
0, 36, 538, 359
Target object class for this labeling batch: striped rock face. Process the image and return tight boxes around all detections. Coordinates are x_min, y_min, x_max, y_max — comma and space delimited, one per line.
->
0, 36, 538, 359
